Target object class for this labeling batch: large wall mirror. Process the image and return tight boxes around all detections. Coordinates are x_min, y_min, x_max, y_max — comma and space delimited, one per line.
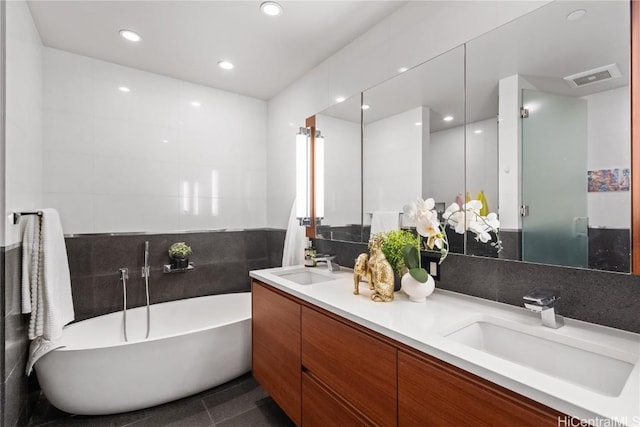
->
315, 94, 363, 242
466, 0, 630, 272
361, 46, 465, 251
315, 0, 633, 274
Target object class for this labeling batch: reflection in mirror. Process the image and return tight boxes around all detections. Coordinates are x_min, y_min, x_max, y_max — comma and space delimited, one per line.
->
465, 1, 630, 271
362, 46, 465, 250
315, 94, 363, 242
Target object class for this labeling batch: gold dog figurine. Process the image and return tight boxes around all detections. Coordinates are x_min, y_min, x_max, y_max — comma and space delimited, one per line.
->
353, 238, 394, 302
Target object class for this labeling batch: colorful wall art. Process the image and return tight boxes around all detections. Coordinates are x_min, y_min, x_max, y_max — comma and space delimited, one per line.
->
588, 168, 630, 192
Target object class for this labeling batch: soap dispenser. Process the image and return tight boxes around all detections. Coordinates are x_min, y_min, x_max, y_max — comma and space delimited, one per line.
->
304, 239, 316, 267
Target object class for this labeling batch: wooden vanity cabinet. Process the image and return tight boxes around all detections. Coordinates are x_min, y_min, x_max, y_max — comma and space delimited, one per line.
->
252, 280, 573, 427
398, 349, 565, 427
251, 281, 301, 425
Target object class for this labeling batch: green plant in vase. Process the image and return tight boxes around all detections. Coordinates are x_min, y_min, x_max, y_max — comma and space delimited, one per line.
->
375, 229, 420, 291
168, 242, 192, 269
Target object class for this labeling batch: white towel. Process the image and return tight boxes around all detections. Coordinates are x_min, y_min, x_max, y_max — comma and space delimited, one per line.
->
282, 198, 307, 267
21, 209, 74, 374
370, 211, 400, 237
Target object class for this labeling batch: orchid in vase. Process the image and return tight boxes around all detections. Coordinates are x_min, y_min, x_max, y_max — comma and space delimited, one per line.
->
402, 197, 502, 270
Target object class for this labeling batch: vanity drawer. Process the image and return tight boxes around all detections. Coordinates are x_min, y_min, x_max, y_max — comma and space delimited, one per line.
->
301, 306, 397, 427
398, 349, 565, 427
302, 371, 372, 426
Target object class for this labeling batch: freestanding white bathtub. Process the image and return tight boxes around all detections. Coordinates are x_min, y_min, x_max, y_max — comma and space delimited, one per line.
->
35, 292, 252, 415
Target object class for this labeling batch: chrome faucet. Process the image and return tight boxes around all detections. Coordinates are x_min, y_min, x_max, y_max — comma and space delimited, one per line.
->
313, 254, 340, 272
523, 289, 564, 329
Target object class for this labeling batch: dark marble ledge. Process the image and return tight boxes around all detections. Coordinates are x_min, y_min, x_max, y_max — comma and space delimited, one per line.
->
63, 228, 285, 238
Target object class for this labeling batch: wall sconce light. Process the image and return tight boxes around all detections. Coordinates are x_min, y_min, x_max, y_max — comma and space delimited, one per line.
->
296, 126, 324, 227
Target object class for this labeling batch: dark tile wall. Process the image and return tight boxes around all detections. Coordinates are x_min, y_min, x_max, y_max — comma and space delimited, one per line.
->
588, 228, 630, 272
485, 229, 631, 273
312, 238, 640, 333
66, 229, 285, 321
2, 245, 30, 427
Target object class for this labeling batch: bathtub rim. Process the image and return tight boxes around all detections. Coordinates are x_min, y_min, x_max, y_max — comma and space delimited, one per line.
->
53, 292, 251, 352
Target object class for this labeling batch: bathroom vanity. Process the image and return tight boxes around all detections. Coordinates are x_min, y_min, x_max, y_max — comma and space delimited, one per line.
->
250, 267, 640, 427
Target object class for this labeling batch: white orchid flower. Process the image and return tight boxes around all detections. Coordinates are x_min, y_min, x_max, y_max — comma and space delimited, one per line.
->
463, 200, 483, 215
484, 212, 500, 230
404, 198, 435, 222
469, 221, 492, 243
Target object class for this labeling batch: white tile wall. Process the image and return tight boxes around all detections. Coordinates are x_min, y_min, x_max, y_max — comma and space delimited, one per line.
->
429, 126, 465, 207
43, 47, 268, 234
465, 118, 499, 213
316, 114, 360, 227
363, 107, 423, 214
5, 0, 43, 245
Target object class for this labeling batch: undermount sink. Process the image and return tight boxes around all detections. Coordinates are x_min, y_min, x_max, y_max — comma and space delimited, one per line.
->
444, 318, 636, 397
272, 268, 336, 285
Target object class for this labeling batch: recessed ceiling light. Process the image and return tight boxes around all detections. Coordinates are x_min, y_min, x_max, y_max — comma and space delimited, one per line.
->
162, 139, 169, 144
474, 129, 483, 134
260, 1, 282, 16
398, 67, 409, 73
217, 60, 234, 70
361, 104, 370, 110
118, 86, 130, 93
335, 96, 345, 103
191, 101, 201, 107
443, 115, 454, 122
415, 122, 422, 126
119, 29, 141, 42
567, 9, 586, 21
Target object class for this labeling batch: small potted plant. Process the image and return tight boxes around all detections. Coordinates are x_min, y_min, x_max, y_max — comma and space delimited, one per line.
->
376, 229, 420, 291
168, 242, 192, 269
401, 244, 435, 302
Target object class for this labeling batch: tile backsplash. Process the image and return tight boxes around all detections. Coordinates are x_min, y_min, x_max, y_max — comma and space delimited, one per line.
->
313, 238, 640, 333
66, 229, 285, 321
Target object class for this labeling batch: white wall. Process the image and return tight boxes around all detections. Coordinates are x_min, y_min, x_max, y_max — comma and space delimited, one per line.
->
466, 118, 499, 213
266, 1, 548, 229
316, 114, 360, 227
428, 117, 498, 212
5, 0, 43, 246
42, 48, 267, 234
585, 86, 630, 228
429, 126, 464, 208
363, 107, 422, 214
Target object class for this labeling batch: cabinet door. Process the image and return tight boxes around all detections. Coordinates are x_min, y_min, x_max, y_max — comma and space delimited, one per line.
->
301, 306, 397, 427
398, 350, 564, 427
302, 372, 372, 427
252, 281, 301, 426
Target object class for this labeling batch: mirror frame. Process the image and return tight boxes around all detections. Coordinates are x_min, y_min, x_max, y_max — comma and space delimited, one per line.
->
310, 0, 640, 275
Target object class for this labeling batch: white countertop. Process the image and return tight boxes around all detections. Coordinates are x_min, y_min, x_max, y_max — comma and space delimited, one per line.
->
250, 265, 640, 427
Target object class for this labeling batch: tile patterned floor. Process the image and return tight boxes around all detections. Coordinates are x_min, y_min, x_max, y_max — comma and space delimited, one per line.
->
27, 374, 295, 427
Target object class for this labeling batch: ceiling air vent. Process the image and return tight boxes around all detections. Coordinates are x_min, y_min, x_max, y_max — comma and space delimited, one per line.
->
563, 63, 621, 88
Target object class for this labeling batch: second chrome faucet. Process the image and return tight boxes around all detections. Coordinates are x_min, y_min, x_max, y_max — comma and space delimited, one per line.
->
523, 289, 564, 329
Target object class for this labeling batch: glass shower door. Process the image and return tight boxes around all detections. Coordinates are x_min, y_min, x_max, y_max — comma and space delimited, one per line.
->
521, 89, 588, 268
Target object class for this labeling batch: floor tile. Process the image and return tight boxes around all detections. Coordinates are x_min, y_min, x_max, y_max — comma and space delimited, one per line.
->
217, 397, 295, 427
27, 374, 293, 427
202, 376, 268, 423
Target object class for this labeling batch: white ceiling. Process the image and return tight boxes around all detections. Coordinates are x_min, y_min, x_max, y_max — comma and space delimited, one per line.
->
319, 0, 629, 132
27, 0, 407, 100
